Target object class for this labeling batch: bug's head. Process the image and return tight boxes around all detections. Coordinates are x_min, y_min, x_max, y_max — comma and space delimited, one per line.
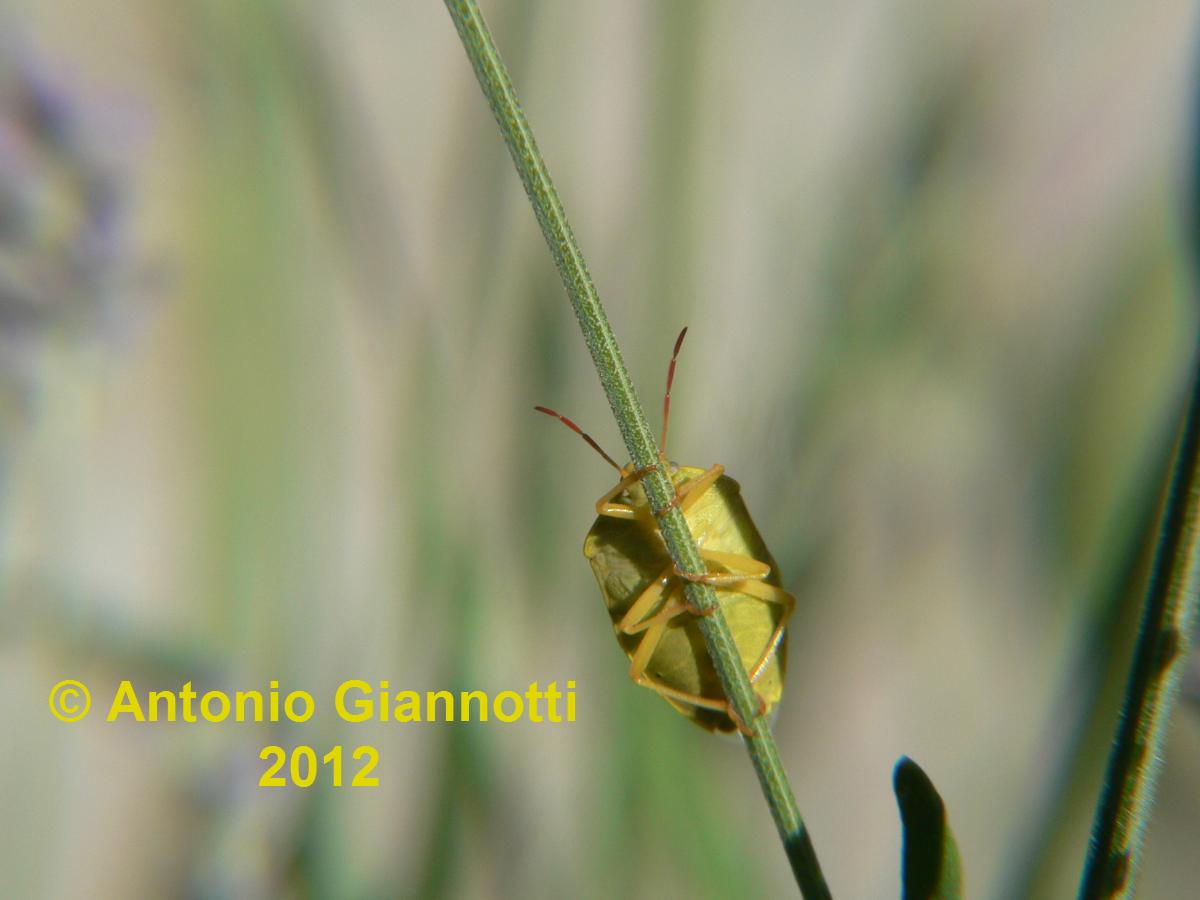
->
615, 450, 679, 478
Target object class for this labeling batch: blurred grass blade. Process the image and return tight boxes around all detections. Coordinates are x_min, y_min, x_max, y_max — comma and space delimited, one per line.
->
893, 757, 963, 900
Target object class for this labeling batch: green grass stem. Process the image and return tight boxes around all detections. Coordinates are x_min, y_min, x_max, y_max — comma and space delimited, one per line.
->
443, 1, 831, 896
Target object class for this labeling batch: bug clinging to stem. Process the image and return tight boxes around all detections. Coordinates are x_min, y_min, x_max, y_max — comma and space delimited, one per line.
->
536, 327, 794, 734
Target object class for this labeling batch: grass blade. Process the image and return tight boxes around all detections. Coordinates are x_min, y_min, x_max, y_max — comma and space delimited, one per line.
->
442, 1, 831, 895
893, 757, 963, 900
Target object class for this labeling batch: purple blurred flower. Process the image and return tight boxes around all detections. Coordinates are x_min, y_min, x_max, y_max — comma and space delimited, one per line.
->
0, 35, 147, 421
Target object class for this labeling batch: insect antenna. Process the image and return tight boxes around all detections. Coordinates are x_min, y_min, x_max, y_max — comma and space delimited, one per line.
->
660, 326, 688, 456
535, 405, 622, 471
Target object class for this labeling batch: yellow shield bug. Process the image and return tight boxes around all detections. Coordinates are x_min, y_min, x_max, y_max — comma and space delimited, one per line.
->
537, 328, 794, 734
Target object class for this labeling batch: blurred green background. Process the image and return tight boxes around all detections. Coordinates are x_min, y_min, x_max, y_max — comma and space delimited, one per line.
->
1, 1, 1198, 897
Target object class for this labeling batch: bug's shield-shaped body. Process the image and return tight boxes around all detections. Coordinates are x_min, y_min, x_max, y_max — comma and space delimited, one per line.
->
583, 466, 789, 733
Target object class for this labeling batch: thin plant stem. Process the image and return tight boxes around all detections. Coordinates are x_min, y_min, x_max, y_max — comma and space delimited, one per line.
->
443, 1, 831, 896
1078, 346, 1200, 898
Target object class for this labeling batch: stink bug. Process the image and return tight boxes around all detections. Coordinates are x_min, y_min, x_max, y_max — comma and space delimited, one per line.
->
537, 328, 794, 734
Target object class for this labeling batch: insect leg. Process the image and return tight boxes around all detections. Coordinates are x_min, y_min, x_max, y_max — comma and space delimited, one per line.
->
654, 463, 725, 518
692, 548, 771, 582
698, 549, 770, 578
621, 593, 701, 634
674, 549, 772, 620
601, 458, 719, 521
731, 579, 796, 682
615, 564, 678, 635
595, 464, 658, 520
674, 548, 770, 588
626, 622, 763, 736
676, 463, 724, 513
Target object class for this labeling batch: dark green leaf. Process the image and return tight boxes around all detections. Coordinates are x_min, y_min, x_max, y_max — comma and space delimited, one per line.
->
894, 756, 964, 899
